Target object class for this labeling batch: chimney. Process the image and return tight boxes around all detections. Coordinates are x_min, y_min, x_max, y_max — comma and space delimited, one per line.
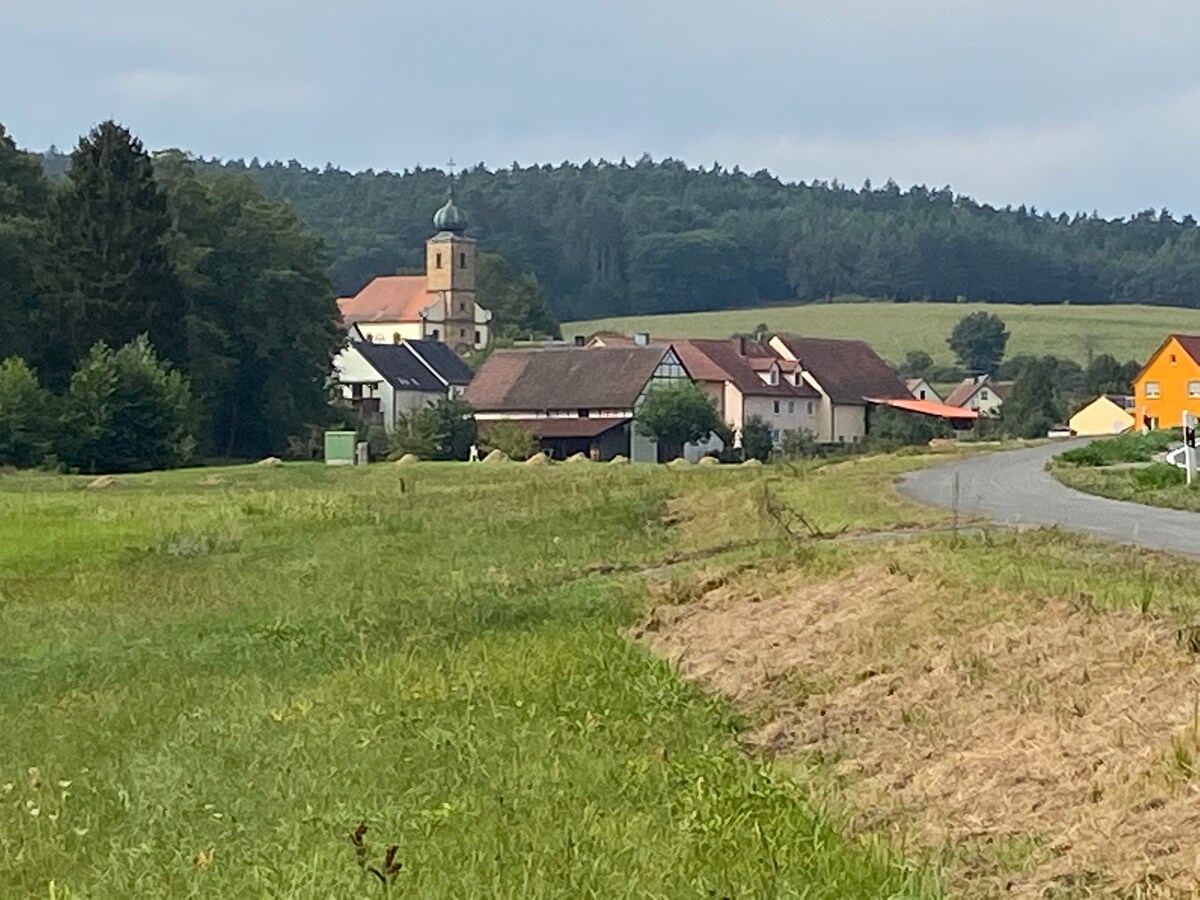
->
634, 332, 649, 347
738, 335, 748, 356
573, 335, 586, 347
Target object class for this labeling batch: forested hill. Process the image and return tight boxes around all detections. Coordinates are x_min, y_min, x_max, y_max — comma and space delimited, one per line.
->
42, 149, 1200, 320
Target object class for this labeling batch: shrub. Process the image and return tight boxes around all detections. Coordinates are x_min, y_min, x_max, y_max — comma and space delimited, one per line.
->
1132, 462, 1186, 490
1058, 430, 1179, 467
483, 420, 537, 461
741, 416, 773, 462
59, 337, 197, 473
636, 381, 721, 451
390, 397, 477, 461
0, 357, 54, 468
781, 428, 819, 459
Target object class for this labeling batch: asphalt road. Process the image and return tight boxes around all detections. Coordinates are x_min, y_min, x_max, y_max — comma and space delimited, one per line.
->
899, 440, 1200, 558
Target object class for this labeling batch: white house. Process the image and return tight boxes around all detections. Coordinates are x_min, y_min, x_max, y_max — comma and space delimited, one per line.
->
944, 375, 1011, 417
333, 338, 474, 432
905, 377, 944, 404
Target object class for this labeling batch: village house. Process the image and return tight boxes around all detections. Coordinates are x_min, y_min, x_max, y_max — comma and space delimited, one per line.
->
1069, 394, 1135, 436
1131, 334, 1200, 431
905, 377, 943, 404
336, 195, 492, 353
766, 334, 912, 443
671, 338, 821, 446
465, 345, 696, 461
333, 337, 474, 433
944, 374, 1011, 417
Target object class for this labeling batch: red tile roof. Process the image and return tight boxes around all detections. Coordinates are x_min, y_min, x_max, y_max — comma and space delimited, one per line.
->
868, 397, 979, 419
338, 276, 434, 324
773, 335, 909, 404
674, 339, 819, 398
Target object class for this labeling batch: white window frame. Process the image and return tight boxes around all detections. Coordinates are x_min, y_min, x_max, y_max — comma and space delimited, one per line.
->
1146, 382, 1161, 398
1189, 381, 1200, 398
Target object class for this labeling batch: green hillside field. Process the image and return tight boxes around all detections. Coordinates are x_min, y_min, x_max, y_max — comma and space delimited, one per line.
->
565, 301, 1200, 366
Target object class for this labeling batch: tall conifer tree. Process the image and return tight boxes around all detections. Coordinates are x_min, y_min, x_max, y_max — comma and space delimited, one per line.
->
42, 121, 184, 385
0, 123, 51, 363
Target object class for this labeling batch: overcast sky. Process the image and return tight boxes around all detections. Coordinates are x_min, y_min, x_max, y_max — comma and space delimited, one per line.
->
3, 0, 1198, 218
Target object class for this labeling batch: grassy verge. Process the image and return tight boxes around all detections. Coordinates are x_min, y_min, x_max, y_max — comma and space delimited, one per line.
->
0, 461, 941, 898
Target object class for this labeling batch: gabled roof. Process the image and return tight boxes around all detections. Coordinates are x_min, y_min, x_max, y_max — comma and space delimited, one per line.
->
1133, 334, 1200, 384
945, 376, 1011, 407
466, 347, 674, 411
338, 275, 433, 324
772, 335, 909, 404
674, 339, 819, 398
352, 341, 446, 392
479, 417, 630, 439
405, 338, 474, 386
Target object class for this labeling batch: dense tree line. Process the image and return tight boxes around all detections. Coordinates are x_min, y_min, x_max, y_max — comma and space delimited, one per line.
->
2, 122, 342, 469
35, 151, 1200, 320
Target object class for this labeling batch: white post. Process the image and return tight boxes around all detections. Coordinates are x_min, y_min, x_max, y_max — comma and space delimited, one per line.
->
1183, 412, 1197, 486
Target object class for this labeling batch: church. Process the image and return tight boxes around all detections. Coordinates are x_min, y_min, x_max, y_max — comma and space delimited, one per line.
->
337, 194, 493, 354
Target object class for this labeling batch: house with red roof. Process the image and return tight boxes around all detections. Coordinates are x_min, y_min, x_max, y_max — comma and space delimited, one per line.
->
336, 195, 493, 354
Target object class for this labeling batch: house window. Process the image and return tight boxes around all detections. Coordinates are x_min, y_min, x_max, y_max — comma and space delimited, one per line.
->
773, 400, 781, 414
919, 389, 927, 399
1171, 354, 1178, 365
979, 390, 989, 400
806, 401, 814, 415
787, 400, 795, 414
351, 384, 363, 399
771, 429, 781, 445
435, 252, 443, 269
769, 367, 779, 386
459, 328, 466, 338
1189, 381, 1200, 398
1146, 381, 1161, 398
577, 408, 590, 418
459, 252, 466, 268
475, 330, 481, 344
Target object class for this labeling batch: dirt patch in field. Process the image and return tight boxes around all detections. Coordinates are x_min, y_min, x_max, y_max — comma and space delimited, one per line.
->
634, 564, 1200, 897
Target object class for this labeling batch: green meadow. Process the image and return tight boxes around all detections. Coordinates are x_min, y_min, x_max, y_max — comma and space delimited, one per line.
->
565, 301, 1200, 366
0, 462, 938, 898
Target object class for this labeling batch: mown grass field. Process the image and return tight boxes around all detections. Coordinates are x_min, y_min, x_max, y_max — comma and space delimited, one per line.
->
565, 301, 1200, 366
0, 461, 941, 899
10, 451, 1200, 896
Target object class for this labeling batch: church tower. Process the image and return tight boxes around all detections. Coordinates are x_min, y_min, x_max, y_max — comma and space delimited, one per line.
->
426, 192, 480, 354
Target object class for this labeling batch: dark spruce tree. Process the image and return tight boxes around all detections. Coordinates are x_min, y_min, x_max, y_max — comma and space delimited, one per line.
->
0, 123, 51, 364
41, 121, 185, 386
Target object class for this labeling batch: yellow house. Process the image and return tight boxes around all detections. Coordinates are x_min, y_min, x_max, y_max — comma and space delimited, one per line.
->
1068, 395, 1134, 436
1130, 334, 1200, 430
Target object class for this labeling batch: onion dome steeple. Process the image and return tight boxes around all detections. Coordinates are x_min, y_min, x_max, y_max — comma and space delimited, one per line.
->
433, 195, 468, 233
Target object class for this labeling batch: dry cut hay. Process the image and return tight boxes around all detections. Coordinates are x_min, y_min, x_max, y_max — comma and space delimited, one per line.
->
697, 456, 721, 466
564, 452, 591, 464
666, 457, 692, 468
524, 452, 552, 466
85, 475, 116, 489
256, 456, 283, 467
481, 449, 510, 464
393, 453, 420, 465
635, 562, 1200, 897
739, 458, 763, 467
609, 455, 630, 465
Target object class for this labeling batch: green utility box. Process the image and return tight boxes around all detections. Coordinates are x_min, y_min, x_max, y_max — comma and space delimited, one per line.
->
324, 431, 357, 466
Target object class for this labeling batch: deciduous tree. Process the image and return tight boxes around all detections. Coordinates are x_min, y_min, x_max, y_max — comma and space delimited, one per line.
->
948, 312, 1009, 375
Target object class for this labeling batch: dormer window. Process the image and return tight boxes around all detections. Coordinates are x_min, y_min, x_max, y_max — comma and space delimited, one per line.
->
769, 366, 779, 386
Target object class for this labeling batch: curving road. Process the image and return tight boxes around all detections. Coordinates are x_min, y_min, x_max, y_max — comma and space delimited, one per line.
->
899, 440, 1200, 559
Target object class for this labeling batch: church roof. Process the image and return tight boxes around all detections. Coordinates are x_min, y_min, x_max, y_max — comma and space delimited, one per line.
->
433, 196, 468, 233
337, 275, 433, 325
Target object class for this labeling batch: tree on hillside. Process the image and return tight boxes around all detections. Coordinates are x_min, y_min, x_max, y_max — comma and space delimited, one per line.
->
900, 350, 934, 377
153, 152, 343, 458
476, 252, 560, 339
1084, 353, 1140, 396
0, 124, 51, 364
0, 357, 54, 468
41, 122, 184, 386
948, 312, 1009, 374
635, 382, 721, 454
1001, 358, 1066, 438
59, 336, 197, 473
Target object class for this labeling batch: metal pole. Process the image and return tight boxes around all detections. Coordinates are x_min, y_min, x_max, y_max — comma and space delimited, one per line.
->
1184, 412, 1196, 486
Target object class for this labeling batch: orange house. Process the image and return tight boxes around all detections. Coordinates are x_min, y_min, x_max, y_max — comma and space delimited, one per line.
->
1131, 334, 1200, 430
